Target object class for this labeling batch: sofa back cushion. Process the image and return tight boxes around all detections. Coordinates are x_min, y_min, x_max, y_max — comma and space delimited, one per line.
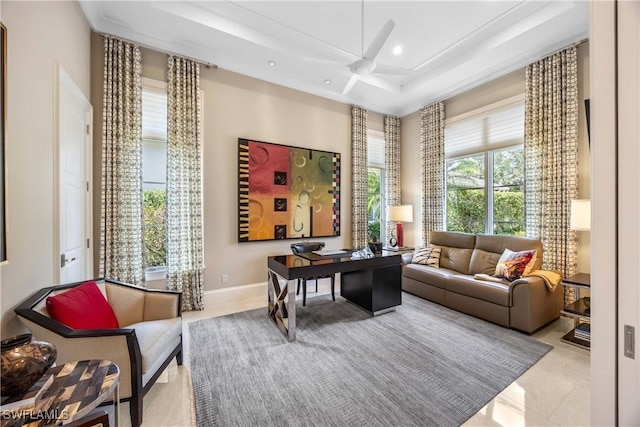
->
469, 234, 543, 275
430, 231, 475, 274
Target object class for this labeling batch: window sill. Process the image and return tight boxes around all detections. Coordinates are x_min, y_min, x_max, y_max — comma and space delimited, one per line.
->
145, 268, 167, 282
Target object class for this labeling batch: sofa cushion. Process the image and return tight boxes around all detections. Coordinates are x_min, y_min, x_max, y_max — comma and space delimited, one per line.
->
433, 245, 474, 274
46, 281, 119, 329
468, 249, 502, 275
430, 231, 475, 249
472, 234, 543, 270
127, 317, 182, 374
411, 246, 441, 267
494, 249, 537, 281
403, 264, 458, 289
446, 275, 512, 306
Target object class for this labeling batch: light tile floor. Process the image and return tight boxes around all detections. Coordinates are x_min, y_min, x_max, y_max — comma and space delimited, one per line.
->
128, 281, 590, 427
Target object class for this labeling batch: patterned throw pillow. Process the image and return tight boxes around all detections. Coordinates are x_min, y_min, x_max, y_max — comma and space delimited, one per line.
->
411, 246, 441, 268
494, 249, 537, 282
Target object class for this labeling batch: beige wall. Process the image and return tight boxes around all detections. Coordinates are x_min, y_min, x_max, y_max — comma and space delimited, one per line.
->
0, 1, 91, 337
90, 36, 352, 291
400, 43, 591, 275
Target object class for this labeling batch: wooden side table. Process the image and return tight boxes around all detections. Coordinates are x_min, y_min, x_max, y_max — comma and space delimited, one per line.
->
1, 360, 119, 426
560, 273, 591, 350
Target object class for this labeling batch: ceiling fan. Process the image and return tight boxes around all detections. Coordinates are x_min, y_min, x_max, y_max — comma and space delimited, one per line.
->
306, 1, 409, 95
342, 17, 397, 95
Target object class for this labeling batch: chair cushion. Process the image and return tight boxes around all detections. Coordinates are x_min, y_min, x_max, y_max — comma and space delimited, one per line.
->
46, 281, 119, 329
128, 317, 182, 374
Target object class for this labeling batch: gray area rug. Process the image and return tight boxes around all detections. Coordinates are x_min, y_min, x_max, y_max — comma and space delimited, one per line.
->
190, 292, 552, 427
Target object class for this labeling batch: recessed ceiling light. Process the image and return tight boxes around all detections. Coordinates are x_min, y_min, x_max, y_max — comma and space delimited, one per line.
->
267, 60, 276, 67
393, 45, 403, 55
324, 79, 331, 85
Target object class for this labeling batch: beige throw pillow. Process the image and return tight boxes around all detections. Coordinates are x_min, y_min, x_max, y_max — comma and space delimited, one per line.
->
411, 246, 441, 268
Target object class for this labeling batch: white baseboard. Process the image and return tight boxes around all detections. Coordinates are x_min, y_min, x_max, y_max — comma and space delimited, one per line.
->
204, 282, 267, 307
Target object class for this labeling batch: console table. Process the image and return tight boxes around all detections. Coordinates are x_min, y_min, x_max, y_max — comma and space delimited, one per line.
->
267, 252, 402, 341
1, 360, 119, 426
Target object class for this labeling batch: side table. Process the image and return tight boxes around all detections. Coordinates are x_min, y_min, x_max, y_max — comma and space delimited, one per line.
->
560, 273, 591, 350
1, 360, 119, 426
382, 246, 414, 255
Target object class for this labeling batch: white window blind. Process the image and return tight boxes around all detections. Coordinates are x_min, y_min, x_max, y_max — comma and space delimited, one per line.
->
445, 98, 524, 159
367, 130, 385, 169
142, 87, 167, 142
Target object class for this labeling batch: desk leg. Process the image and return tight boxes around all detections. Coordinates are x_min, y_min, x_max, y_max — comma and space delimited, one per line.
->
267, 270, 296, 341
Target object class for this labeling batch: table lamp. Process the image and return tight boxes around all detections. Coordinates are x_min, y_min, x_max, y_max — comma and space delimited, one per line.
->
570, 199, 591, 231
388, 205, 413, 247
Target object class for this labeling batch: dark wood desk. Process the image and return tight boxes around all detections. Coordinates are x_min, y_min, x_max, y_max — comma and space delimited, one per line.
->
267, 252, 402, 341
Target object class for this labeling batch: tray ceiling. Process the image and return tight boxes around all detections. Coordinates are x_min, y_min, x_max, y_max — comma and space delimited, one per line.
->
80, 0, 588, 116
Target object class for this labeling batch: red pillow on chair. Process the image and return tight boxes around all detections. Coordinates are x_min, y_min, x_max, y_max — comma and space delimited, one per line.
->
46, 281, 119, 329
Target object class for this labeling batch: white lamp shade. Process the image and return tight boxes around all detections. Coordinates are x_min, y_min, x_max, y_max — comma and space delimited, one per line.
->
388, 205, 413, 223
570, 199, 591, 231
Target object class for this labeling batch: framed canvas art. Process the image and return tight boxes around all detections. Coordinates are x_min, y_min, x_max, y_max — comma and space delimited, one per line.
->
238, 138, 341, 242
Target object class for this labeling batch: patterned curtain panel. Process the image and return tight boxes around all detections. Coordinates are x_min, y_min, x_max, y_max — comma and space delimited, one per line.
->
384, 115, 401, 243
166, 56, 204, 311
420, 102, 445, 245
352, 106, 368, 249
524, 46, 579, 304
99, 36, 145, 286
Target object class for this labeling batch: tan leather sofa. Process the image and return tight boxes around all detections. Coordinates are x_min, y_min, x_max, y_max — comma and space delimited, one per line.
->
14, 279, 183, 427
402, 231, 563, 333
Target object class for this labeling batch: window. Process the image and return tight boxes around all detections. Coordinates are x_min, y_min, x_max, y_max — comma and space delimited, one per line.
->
142, 79, 168, 277
445, 97, 525, 236
367, 130, 386, 243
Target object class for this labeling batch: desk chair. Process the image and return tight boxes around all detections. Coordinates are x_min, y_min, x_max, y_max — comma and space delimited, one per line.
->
290, 242, 336, 306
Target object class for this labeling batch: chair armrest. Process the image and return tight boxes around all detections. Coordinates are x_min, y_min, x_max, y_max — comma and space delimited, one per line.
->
15, 315, 140, 399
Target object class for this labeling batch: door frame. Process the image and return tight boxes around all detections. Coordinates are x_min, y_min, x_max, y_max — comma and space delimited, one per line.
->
54, 64, 93, 285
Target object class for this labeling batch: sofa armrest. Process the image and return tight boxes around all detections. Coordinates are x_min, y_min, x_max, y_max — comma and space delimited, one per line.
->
509, 276, 563, 333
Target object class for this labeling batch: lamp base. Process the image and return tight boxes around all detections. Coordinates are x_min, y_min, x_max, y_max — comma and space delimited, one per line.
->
396, 222, 404, 248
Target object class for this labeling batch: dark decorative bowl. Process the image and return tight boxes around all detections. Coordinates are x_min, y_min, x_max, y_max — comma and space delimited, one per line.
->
291, 242, 325, 254
1, 333, 57, 397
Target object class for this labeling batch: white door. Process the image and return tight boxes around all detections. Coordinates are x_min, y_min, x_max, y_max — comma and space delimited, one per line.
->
58, 66, 92, 284
617, 0, 640, 423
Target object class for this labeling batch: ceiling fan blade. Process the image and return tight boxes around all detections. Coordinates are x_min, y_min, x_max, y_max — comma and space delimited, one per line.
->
302, 57, 346, 67
373, 64, 413, 76
364, 19, 395, 61
359, 74, 401, 94
342, 74, 361, 95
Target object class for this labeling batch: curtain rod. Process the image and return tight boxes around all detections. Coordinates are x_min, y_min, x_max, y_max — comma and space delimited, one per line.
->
97, 32, 219, 69
531, 38, 589, 64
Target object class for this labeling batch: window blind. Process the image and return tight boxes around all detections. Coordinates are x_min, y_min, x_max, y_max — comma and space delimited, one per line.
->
367, 131, 385, 169
142, 87, 167, 142
445, 101, 524, 159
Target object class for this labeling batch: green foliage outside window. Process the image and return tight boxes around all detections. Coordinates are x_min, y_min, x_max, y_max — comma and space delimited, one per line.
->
143, 189, 166, 267
368, 168, 382, 242
446, 147, 524, 236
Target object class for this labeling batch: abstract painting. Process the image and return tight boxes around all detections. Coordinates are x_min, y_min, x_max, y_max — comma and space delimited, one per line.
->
238, 138, 341, 242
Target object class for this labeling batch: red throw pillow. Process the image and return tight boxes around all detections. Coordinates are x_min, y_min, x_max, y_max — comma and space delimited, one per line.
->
46, 281, 119, 329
